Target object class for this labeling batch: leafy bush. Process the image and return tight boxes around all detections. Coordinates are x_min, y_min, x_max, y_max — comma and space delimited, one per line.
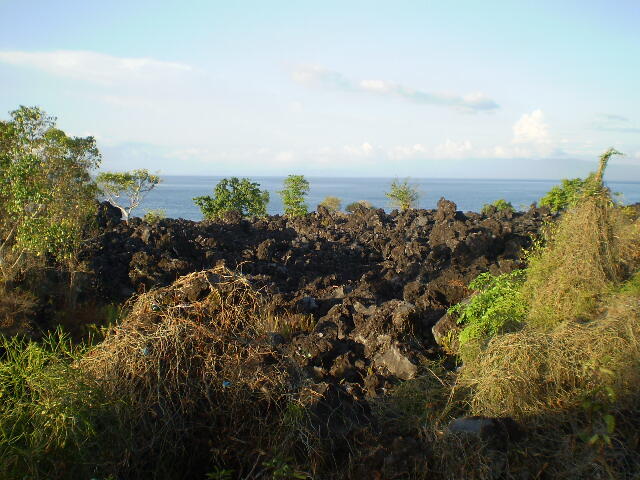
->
449, 270, 527, 358
539, 177, 588, 213
385, 179, 419, 211
345, 200, 373, 213
143, 208, 166, 224
481, 199, 515, 215
278, 175, 309, 217
97, 169, 161, 222
318, 196, 341, 212
194, 177, 269, 220
0, 106, 100, 279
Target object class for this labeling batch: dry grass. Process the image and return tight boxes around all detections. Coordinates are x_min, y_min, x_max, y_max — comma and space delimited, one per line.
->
425, 153, 640, 478
81, 266, 317, 478
0, 285, 36, 336
460, 291, 640, 418
523, 195, 640, 329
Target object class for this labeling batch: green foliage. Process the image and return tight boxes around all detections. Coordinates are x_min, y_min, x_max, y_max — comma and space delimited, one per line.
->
345, 200, 373, 213
0, 106, 100, 273
318, 196, 341, 212
385, 178, 419, 211
449, 270, 528, 352
539, 178, 588, 213
0, 330, 126, 480
481, 198, 515, 215
193, 177, 269, 220
618, 271, 640, 296
262, 455, 308, 479
96, 169, 161, 222
143, 208, 167, 224
278, 175, 309, 217
539, 149, 622, 214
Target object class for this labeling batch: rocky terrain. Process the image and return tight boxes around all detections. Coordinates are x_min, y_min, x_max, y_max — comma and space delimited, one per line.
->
86, 199, 553, 392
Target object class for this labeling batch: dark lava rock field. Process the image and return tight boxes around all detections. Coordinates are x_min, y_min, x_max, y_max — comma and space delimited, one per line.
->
85, 198, 553, 394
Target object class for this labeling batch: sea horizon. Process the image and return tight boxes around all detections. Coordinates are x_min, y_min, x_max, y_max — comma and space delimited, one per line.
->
138, 175, 640, 221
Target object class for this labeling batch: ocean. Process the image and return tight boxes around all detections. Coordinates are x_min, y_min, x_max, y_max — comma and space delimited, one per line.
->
138, 176, 640, 221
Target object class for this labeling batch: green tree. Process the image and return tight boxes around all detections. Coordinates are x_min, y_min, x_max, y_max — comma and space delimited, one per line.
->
318, 196, 341, 212
385, 178, 419, 211
193, 177, 269, 220
96, 169, 161, 222
278, 175, 309, 217
0, 106, 100, 281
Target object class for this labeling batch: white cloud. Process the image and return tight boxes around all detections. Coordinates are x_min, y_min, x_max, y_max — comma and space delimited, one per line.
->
512, 109, 550, 144
479, 109, 556, 159
359, 79, 393, 93
434, 139, 473, 158
292, 64, 499, 113
0, 50, 192, 85
389, 143, 428, 160
274, 151, 296, 164
343, 142, 376, 156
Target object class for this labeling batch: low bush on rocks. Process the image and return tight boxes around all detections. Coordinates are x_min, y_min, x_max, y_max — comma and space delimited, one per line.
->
481, 199, 515, 215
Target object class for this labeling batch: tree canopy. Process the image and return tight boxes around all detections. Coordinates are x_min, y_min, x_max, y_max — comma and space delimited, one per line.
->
0, 106, 101, 279
278, 175, 309, 217
96, 169, 161, 222
193, 177, 269, 220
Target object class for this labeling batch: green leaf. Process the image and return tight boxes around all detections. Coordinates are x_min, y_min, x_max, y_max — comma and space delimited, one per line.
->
604, 414, 616, 435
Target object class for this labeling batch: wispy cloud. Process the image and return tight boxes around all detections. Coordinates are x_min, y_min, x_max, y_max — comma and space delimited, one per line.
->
0, 50, 192, 85
592, 113, 640, 133
597, 113, 629, 122
292, 64, 499, 113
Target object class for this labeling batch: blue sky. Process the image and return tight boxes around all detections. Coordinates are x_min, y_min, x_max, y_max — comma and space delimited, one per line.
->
1, 0, 639, 179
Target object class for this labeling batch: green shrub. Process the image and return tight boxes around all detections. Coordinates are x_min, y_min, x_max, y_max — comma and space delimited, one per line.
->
194, 177, 269, 220
318, 196, 341, 212
539, 177, 588, 213
449, 270, 528, 357
143, 208, 166, 224
278, 175, 309, 217
345, 200, 373, 213
385, 178, 419, 211
481, 199, 515, 215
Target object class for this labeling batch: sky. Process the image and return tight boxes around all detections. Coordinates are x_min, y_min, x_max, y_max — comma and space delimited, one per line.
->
0, 0, 639, 179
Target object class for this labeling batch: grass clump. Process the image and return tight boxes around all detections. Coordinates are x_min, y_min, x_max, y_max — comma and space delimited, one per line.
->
437, 149, 640, 478
523, 149, 637, 329
0, 330, 128, 480
81, 266, 326, 478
